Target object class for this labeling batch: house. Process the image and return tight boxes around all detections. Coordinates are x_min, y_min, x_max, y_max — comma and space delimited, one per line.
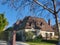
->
15, 16, 54, 40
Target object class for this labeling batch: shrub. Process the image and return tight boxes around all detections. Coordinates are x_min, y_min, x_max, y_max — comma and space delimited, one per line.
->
0, 31, 8, 41
31, 35, 42, 42
25, 31, 34, 41
37, 34, 42, 39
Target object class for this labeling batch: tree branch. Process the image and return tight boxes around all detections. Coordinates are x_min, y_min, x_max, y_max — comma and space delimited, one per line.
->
57, 8, 60, 13
33, 0, 54, 14
16, 2, 30, 11
10, 0, 17, 8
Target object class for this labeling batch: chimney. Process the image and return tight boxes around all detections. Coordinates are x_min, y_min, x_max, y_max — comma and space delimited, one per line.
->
48, 19, 51, 25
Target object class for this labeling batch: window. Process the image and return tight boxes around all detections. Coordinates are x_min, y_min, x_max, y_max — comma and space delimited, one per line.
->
26, 23, 29, 26
31, 23, 35, 27
50, 33, 52, 39
36, 22, 40, 25
45, 33, 48, 40
29, 22, 31, 26
40, 22, 42, 26
50, 33, 52, 36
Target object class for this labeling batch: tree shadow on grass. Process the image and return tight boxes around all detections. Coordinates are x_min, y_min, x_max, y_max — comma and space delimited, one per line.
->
41, 40, 58, 44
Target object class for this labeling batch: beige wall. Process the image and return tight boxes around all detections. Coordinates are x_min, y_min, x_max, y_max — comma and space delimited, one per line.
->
25, 29, 54, 38
25, 29, 36, 32
40, 30, 54, 38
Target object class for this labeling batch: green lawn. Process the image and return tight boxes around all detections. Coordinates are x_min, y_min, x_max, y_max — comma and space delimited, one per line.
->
26, 39, 57, 45
27, 42, 55, 45
25, 36, 57, 45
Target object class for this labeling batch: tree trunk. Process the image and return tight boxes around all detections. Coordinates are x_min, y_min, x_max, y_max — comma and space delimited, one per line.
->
55, 14, 59, 34
55, 14, 60, 45
12, 30, 16, 45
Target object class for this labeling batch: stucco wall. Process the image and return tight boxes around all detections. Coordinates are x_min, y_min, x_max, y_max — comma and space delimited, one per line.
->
25, 29, 35, 32
25, 29, 54, 38
40, 30, 54, 38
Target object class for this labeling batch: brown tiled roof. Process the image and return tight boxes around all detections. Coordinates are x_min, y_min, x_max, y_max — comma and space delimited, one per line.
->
15, 16, 54, 32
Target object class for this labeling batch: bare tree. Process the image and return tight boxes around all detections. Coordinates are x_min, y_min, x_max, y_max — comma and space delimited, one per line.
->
33, 0, 60, 45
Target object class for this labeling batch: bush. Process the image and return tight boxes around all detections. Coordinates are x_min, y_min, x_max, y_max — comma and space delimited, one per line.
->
25, 31, 34, 41
37, 34, 42, 39
16, 32, 23, 41
0, 31, 8, 41
25, 31, 42, 42
31, 35, 42, 42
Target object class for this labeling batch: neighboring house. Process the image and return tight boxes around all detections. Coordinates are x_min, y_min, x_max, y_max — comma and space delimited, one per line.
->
15, 16, 54, 40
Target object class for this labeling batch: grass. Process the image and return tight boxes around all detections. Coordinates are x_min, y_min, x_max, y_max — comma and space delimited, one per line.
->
27, 42, 55, 45
26, 38, 57, 45
25, 35, 58, 45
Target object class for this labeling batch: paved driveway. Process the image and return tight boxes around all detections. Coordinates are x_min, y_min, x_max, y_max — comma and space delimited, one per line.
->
16, 42, 29, 45
0, 41, 29, 45
0, 41, 7, 45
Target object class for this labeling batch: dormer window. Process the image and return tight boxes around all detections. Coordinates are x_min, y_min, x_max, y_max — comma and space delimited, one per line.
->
29, 22, 31, 26
26, 23, 29, 26
31, 23, 35, 28
36, 22, 40, 25
40, 22, 43, 26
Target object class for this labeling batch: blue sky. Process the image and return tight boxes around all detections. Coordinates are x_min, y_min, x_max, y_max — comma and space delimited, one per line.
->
0, 0, 60, 28
0, 4, 17, 27
0, 3, 31, 27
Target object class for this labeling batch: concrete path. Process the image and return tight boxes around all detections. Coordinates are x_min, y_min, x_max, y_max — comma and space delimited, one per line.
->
0, 41, 7, 45
16, 42, 29, 45
0, 41, 29, 45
